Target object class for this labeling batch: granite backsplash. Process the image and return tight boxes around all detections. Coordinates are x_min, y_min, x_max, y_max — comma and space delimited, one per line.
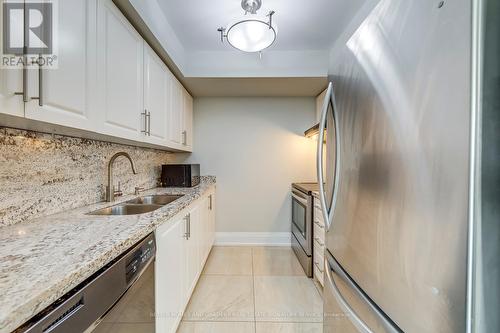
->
0, 128, 174, 226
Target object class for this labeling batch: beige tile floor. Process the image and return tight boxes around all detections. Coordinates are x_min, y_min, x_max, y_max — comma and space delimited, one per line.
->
178, 246, 323, 333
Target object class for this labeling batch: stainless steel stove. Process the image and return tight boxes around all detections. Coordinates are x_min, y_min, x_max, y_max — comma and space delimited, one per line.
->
291, 182, 318, 278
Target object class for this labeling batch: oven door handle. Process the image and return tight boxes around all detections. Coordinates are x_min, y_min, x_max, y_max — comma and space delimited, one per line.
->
292, 192, 308, 206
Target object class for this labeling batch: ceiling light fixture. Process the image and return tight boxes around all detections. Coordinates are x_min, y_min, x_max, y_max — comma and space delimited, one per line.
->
217, 0, 277, 53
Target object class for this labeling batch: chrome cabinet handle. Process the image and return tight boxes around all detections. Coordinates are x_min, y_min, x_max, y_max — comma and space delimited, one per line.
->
141, 110, 148, 135
182, 130, 187, 145
14, 13, 28, 102
187, 213, 191, 239
317, 82, 341, 231
147, 111, 151, 136
14, 55, 29, 102
314, 237, 324, 247
184, 214, 190, 239
30, 55, 43, 106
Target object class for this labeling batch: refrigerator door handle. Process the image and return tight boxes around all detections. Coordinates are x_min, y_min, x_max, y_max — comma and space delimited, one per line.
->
325, 254, 401, 333
317, 82, 341, 230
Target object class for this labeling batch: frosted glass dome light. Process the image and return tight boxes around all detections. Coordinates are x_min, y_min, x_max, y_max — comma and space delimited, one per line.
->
226, 18, 277, 52
217, 0, 277, 54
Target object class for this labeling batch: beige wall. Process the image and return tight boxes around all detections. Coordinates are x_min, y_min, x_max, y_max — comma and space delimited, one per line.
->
178, 97, 317, 233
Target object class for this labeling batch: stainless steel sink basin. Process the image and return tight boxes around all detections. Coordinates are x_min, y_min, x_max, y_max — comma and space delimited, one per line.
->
126, 194, 184, 206
89, 204, 161, 216
89, 194, 183, 216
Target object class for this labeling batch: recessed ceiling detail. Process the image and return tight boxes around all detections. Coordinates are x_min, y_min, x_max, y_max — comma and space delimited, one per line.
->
128, 0, 369, 79
217, 0, 277, 53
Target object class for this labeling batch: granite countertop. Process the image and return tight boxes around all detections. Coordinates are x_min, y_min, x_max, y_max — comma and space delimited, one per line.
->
0, 176, 216, 333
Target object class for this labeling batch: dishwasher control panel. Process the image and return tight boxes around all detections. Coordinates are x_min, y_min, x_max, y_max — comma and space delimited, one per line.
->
125, 235, 156, 284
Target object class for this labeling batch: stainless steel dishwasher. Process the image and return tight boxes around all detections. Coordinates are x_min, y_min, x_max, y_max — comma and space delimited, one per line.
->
17, 233, 156, 333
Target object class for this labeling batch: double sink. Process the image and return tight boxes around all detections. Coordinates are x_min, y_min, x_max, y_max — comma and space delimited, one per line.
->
90, 194, 183, 216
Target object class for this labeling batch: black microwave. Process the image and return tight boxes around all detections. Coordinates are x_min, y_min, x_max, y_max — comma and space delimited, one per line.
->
161, 164, 200, 187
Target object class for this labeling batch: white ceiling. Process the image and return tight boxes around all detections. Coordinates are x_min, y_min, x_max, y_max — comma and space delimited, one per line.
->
156, 0, 366, 52
126, 0, 369, 84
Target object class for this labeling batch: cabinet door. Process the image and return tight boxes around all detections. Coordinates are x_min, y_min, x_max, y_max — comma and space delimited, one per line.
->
181, 213, 190, 304
199, 196, 210, 263
0, 0, 23, 117
97, 0, 143, 141
143, 44, 168, 145
167, 77, 182, 147
182, 89, 193, 151
208, 193, 216, 249
0, 64, 23, 118
0, 0, 23, 118
156, 218, 185, 333
202, 194, 215, 261
24, 0, 97, 130
186, 204, 202, 294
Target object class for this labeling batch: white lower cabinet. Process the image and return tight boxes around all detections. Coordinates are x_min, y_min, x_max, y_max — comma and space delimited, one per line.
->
155, 214, 185, 332
313, 197, 325, 287
155, 189, 215, 333
185, 202, 202, 294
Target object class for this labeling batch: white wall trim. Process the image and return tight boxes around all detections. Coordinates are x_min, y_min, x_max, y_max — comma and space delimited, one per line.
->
215, 232, 291, 247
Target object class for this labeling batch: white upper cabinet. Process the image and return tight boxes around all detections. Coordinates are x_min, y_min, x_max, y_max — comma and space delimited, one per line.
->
167, 77, 183, 148
96, 0, 143, 141
0, 0, 27, 117
143, 44, 169, 145
166, 77, 194, 151
24, 0, 97, 130
0, 64, 23, 118
182, 88, 193, 151
0, 0, 193, 152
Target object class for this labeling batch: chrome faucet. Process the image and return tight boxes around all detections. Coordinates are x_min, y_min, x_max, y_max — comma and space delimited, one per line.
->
106, 152, 137, 202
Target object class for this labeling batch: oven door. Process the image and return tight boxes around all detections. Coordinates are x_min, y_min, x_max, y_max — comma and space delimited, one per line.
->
291, 190, 312, 255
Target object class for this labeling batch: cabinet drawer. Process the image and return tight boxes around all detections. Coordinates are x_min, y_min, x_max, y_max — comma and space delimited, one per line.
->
314, 264, 324, 287
313, 246, 325, 286
313, 234, 325, 253
313, 246, 324, 270
313, 197, 322, 210
314, 208, 325, 226
313, 220, 326, 243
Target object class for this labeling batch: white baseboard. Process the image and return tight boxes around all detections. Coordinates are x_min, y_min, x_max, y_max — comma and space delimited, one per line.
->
215, 232, 291, 246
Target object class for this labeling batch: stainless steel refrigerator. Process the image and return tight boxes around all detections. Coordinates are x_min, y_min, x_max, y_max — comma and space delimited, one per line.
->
317, 0, 473, 332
